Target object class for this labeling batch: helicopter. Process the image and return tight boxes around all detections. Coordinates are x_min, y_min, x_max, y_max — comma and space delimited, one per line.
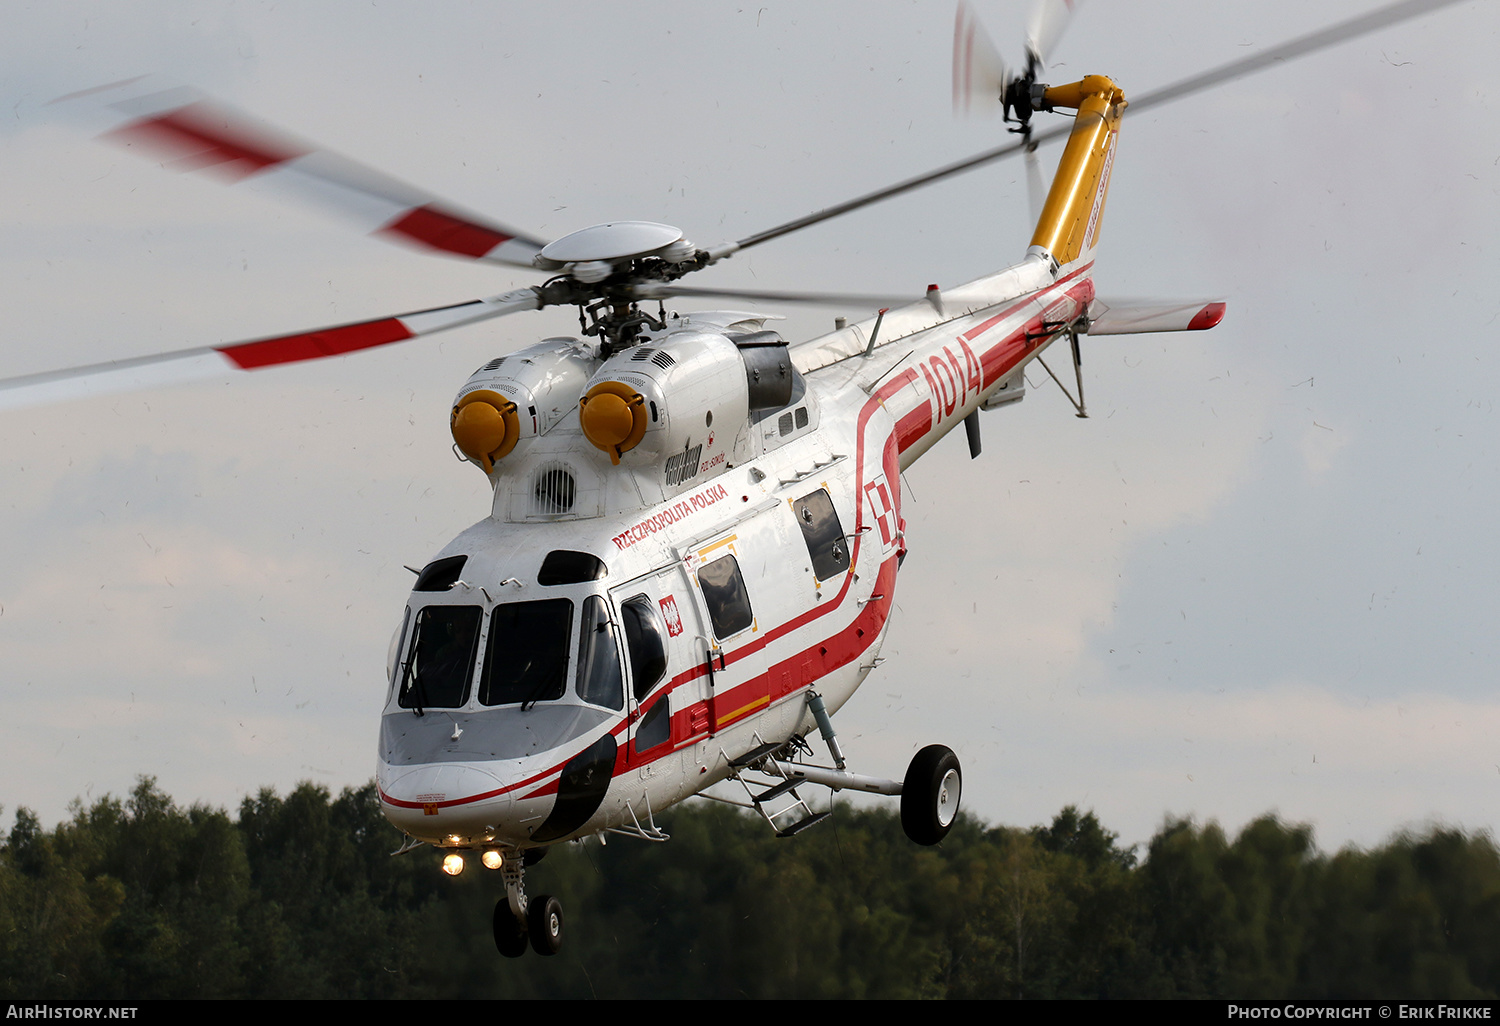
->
0, 0, 1464, 958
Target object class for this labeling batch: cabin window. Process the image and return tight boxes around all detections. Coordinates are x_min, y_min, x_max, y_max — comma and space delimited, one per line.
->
698, 554, 754, 639
399, 605, 482, 711
621, 594, 669, 701
794, 488, 850, 581
538, 549, 607, 586
777, 412, 794, 437
478, 599, 574, 708
795, 406, 809, 429
636, 694, 671, 753
575, 596, 625, 710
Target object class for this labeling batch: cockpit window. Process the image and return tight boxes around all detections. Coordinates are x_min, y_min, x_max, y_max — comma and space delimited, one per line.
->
576, 596, 624, 710
479, 599, 574, 708
387, 606, 411, 689
621, 595, 668, 701
398, 605, 482, 711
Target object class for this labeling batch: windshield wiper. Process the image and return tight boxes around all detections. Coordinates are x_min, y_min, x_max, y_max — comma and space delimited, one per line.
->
399, 656, 426, 717
520, 672, 561, 712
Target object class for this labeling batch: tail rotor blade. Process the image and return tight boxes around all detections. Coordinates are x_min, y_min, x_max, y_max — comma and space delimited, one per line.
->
954, 1, 1010, 116
1026, 0, 1084, 73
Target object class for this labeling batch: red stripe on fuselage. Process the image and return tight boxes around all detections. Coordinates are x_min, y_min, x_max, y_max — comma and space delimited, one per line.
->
896, 405, 932, 454
515, 553, 902, 803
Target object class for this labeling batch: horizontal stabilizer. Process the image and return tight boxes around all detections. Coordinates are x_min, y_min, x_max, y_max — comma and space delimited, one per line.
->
1086, 299, 1226, 335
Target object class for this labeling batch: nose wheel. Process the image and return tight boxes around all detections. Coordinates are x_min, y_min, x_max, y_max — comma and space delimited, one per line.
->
527, 894, 563, 956
491, 853, 564, 958
493, 899, 529, 958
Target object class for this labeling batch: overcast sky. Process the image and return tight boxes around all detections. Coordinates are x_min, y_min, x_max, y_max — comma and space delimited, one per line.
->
1, 1, 1495, 855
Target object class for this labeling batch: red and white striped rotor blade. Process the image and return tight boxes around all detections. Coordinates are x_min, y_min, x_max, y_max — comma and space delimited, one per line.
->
73, 82, 548, 268
0, 289, 539, 413
953, 2, 1009, 116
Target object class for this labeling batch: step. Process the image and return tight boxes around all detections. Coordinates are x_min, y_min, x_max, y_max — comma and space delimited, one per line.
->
729, 741, 783, 769
775, 811, 832, 839
752, 777, 802, 805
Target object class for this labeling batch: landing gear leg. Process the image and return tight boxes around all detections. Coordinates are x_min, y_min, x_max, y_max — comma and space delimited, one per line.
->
490, 851, 564, 957
492, 853, 530, 958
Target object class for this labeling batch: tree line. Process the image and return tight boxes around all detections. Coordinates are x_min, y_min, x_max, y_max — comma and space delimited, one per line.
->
2, 777, 1497, 999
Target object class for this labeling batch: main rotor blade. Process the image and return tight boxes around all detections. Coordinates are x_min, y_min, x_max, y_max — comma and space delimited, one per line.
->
1126, 0, 1466, 117
76, 82, 548, 269
636, 283, 916, 310
0, 290, 539, 412
724, 0, 1464, 258
1025, 144, 1048, 227
721, 130, 1053, 257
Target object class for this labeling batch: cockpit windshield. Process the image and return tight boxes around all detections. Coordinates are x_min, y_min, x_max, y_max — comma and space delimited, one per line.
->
479, 598, 574, 707
395, 594, 626, 714
398, 605, 482, 711
575, 596, 624, 710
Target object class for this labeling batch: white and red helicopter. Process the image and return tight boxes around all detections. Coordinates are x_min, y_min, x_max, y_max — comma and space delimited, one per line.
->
0, 0, 1458, 958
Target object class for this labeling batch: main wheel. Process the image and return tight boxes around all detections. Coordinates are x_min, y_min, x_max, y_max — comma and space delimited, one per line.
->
901, 744, 961, 846
493, 899, 528, 958
528, 893, 563, 956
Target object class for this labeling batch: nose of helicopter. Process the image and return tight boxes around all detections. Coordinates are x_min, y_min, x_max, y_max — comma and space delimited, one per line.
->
379, 760, 522, 843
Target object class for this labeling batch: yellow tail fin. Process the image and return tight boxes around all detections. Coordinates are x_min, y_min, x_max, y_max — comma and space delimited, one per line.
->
1029, 75, 1126, 266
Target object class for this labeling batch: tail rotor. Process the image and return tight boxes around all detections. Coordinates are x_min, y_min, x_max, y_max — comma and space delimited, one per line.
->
954, 1, 1082, 224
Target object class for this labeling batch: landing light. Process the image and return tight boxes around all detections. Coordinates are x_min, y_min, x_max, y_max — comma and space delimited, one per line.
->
481, 850, 504, 870
441, 853, 465, 876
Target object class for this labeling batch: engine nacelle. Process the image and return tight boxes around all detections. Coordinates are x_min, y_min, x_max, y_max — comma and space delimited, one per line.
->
578, 329, 790, 491
451, 338, 598, 473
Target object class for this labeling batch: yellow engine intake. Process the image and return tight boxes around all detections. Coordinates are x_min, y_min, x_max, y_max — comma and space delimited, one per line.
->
579, 381, 648, 465
451, 389, 520, 474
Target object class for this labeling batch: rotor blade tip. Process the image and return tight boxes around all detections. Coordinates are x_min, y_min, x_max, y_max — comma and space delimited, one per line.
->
1188, 302, 1227, 331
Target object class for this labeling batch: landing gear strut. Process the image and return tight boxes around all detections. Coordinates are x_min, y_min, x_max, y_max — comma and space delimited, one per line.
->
490, 850, 564, 958
740, 702, 963, 847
